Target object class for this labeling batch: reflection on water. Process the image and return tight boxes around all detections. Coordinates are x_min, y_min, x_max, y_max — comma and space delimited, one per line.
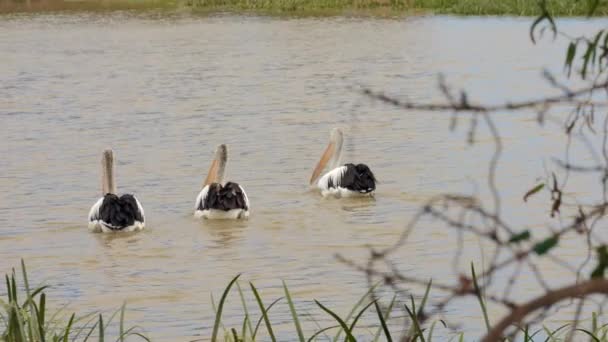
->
0, 12, 603, 339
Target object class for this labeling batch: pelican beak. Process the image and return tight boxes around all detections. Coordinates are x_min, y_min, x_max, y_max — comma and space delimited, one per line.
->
204, 158, 219, 187
310, 142, 334, 185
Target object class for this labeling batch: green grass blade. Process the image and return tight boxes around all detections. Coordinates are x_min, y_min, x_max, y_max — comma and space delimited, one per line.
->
374, 300, 392, 342
11, 270, 18, 304
38, 292, 46, 339
471, 263, 490, 333
250, 282, 277, 342
427, 321, 438, 341
283, 281, 305, 342
404, 300, 423, 342
211, 274, 241, 342
55, 312, 97, 341
9, 303, 25, 342
308, 325, 340, 342
82, 319, 100, 342
516, 325, 542, 341
252, 297, 282, 339
5, 274, 11, 302
21, 259, 40, 342
372, 295, 396, 342
236, 282, 254, 337
333, 282, 379, 342
347, 300, 376, 338
210, 293, 228, 338
418, 279, 432, 316
62, 313, 75, 342
8, 270, 27, 342
46, 302, 70, 335
314, 300, 355, 342
303, 308, 333, 341
576, 328, 601, 341
101, 307, 122, 336
593, 312, 598, 335
99, 314, 104, 342
113, 324, 150, 342
66, 311, 98, 341
119, 302, 126, 342
240, 315, 248, 342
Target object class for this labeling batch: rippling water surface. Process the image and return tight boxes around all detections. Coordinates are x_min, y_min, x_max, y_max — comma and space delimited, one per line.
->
0, 12, 604, 340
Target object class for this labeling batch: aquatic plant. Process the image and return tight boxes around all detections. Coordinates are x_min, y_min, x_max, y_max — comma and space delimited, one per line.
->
0, 260, 148, 342
208, 273, 608, 341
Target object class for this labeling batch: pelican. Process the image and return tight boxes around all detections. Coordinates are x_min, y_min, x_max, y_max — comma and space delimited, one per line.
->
309, 128, 377, 198
195, 144, 250, 219
88, 149, 145, 232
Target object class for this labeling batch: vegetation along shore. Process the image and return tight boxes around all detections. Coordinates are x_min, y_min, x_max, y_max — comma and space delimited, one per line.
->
2, 0, 608, 16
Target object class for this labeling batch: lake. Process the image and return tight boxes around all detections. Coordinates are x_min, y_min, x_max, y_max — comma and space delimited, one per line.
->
0, 11, 604, 340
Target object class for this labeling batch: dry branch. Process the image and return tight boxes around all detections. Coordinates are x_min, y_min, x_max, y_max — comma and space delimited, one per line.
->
482, 279, 608, 342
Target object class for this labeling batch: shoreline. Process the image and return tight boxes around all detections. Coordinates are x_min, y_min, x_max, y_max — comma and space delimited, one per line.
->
2, 0, 608, 16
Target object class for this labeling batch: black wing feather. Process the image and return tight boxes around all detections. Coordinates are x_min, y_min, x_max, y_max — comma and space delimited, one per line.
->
203, 182, 248, 211
98, 193, 144, 230
339, 163, 376, 193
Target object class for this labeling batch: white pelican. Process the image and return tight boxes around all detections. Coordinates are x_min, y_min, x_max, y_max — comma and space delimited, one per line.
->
195, 144, 250, 219
310, 128, 377, 198
88, 149, 145, 232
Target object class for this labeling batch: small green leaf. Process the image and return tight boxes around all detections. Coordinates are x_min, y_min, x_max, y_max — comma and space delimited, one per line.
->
582, 42, 595, 79
533, 236, 559, 255
565, 42, 577, 77
591, 245, 608, 278
523, 183, 545, 202
591, 30, 604, 63
509, 230, 531, 244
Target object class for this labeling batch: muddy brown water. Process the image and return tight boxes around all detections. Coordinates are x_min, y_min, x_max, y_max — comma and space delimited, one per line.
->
1, 12, 604, 340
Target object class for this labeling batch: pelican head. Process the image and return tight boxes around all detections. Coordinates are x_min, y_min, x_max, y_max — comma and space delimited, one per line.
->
310, 128, 344, 185
204, 144, 228, 187
101, 149, 116, 195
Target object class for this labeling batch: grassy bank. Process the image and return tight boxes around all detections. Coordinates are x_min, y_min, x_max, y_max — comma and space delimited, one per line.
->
4, 262, 608, 341
188, 0, 608, 16
2, 0, 608, 16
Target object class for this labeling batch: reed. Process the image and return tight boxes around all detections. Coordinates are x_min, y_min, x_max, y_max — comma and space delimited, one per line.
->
210, 275, 450, 341
0, 260, 148, 342
3, 262, 608, 341
210, 274, 608, 341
